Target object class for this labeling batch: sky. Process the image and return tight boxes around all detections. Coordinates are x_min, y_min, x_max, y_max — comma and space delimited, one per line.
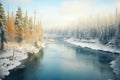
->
1, 0, 120, 30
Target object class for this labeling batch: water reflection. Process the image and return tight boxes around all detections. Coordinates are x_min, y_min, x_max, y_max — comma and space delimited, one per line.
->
25, 49, 44, 67
74, 47, 116, 80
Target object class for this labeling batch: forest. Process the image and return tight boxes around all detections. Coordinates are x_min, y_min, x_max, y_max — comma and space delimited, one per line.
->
47, 9, 120, 48
0, 2, 43, 79
0, 2, 43, 51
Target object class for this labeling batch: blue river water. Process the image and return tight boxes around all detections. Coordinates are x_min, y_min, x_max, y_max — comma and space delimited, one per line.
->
4, 40, 118, 80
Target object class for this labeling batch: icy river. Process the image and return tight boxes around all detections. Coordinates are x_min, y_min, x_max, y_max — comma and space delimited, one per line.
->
4, 40, 119, 80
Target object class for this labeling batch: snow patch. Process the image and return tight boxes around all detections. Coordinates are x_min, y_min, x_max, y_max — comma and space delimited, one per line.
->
0, 41, 43, 80
110, 56, 120, 76
65, 38, 120, 53
0, 48, 27, 80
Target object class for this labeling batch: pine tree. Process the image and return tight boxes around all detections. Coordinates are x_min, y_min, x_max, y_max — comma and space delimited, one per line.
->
115, 9, 120, 47
115, 23, 120, 47
0, 3, 6, 25
28, 17, 33, 34
23, 11, 28, 27
14, 7, 24, 43
0, 2, 7, 50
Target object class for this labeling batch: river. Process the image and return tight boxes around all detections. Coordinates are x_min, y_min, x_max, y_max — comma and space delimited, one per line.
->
4, 40, 118, 80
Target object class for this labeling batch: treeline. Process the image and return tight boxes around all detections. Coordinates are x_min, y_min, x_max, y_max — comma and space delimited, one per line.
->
47, 9, 120, 48
0, 2, 43, 50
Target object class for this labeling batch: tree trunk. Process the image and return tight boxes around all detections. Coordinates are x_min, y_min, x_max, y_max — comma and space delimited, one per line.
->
0, 41, 4, 50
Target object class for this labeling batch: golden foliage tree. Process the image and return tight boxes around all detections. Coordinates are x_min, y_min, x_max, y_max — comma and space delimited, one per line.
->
6, 17, 15, 40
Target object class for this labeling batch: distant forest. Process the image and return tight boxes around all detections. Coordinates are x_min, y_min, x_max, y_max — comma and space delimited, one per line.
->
47, 9, 120, 48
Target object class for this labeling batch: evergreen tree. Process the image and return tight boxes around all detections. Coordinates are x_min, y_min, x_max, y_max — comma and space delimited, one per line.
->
115, 23, 120, 47
28, 17, 33, 34
0, 2, 7, 50
23, 11, 28, 27
115, 9, 120, 47
0, 2, 6, 25
14, 7, 24, 43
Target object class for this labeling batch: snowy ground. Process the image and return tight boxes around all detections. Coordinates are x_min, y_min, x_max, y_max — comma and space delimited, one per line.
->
0, 47, 27, 80
65, 38, 120, 77
0, 41, 44, 80
110, 57, 120, 76
65, 38, 120, 53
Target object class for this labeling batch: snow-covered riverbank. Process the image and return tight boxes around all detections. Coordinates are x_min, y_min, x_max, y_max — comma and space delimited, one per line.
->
110, 57, 120, 75
65, 38, 120, 77
65, 38, 120, 53
0, 41, 44, 80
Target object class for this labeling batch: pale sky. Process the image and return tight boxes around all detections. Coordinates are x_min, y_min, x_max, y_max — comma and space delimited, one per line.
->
1, 0, 120, 30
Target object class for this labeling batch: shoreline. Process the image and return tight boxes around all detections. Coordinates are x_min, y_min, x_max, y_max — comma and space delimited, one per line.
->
65, 38, 120, 76
0, 41, 44, 80
65, 38, 120, 54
